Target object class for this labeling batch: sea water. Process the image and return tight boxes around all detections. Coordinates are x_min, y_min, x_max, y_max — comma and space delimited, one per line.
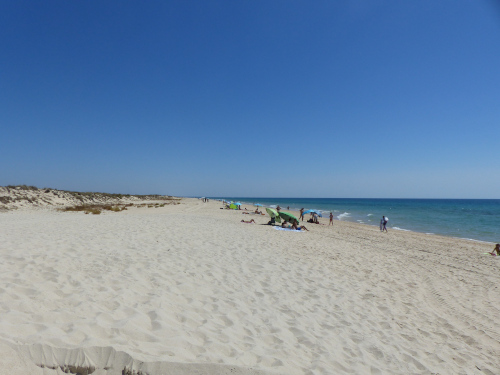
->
212, 198, 500, 243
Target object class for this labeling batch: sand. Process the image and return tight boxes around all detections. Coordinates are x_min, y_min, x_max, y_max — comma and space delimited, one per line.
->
0, 198, 499, 374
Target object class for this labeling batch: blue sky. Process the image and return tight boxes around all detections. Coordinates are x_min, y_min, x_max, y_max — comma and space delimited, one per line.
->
1, 1, 499, 198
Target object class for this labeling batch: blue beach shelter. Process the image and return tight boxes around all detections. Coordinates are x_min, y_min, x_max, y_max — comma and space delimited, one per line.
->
303, 209, 322, 217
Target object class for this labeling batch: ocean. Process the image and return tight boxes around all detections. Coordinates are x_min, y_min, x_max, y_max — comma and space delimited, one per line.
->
211, 198, 500, 244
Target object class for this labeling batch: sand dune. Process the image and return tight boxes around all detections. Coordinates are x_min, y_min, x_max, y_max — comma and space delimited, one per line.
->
0, 198, 499, 374
0, 185, 177, 211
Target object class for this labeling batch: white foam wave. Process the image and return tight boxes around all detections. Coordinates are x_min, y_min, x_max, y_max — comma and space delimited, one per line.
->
367, 214, 373, 216
392, 227, 411, 232
337, 212, 350, 220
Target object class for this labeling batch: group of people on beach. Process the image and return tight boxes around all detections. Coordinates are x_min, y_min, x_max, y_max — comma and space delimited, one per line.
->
225, 200, 395, 235
297, 208, 327, 225
241, 216, 308, 231
242, 208, 264, 215
281, 220, 308, 231
232, 202, 500, 256
230, 201, 392, 234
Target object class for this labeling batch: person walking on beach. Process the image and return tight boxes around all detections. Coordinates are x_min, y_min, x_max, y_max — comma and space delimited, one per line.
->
299, 208, 304, 221
381, 216, 388, 232
329, 212, 333, 225
489, 244, 500, 256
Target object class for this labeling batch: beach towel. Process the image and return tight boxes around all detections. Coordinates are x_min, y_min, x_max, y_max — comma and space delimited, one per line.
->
273, 227, 304, 232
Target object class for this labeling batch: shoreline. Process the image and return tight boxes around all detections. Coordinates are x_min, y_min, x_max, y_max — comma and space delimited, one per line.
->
220, 199, 498, 245
1, 198, 499, 374
212, 198, 500, 244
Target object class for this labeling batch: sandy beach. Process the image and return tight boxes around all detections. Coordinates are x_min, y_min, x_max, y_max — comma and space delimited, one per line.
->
1, 198, 499, 374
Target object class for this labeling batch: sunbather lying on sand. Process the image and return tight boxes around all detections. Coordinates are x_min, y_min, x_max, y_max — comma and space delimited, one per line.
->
241, 219, 256, 224
292, 220, 309, 231
307, 215, 323, 224
281, 221, 308, 231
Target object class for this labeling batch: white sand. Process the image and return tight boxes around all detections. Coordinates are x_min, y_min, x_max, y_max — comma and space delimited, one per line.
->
1, 199, 499, 374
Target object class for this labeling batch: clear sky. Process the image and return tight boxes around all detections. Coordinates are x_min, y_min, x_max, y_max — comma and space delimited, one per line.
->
1, 1, 499, 198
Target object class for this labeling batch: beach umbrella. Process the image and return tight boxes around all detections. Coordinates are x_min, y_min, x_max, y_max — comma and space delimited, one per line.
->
266, 208, 282, 223
279, 211, 299, 223
254, 203, 262, 207
234, 202, 242, 206
303, 209, 323, 217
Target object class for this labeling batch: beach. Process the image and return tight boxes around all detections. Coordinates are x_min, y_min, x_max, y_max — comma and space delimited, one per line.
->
1, 198, 499, 374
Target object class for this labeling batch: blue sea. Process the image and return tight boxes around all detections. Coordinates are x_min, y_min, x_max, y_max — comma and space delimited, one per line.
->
211, 198, 500, 243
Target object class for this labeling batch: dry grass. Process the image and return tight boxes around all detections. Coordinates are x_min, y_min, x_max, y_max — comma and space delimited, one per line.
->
0, 196, 13, 204
72, 202, 174, 213
122, 367, 149, 375
6, 184, 38, 191
36, 365, 97, 375
61, 204, 132, 214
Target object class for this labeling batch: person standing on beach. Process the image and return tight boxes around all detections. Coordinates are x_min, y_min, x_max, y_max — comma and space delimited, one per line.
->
276, 205, 281, 212
382, 216, 388, 232
329, 212, 333, 225
313, 213, 319, 224
299, 208, 304, 221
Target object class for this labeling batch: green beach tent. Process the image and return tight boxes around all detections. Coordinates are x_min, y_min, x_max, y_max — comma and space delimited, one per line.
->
266, 208, 282, 223
278, 211, 298, 224
229, 203, 238, 209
